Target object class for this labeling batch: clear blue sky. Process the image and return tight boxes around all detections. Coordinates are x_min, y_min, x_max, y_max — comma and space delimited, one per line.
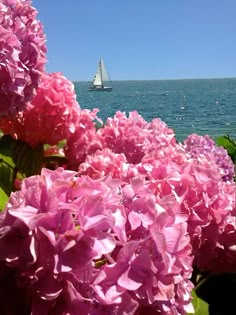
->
32, 0, 236, 81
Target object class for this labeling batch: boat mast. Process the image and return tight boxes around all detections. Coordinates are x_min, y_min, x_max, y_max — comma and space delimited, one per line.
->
100, 58, 103, 87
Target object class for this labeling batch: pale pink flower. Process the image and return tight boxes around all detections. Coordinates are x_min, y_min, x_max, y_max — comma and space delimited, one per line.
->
0, 0, 47, 117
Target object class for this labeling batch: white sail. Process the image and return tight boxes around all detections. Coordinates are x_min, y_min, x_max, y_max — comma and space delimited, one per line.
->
88, 57, 112, 91
93, 63, 102, 86
100, 58, 111, 82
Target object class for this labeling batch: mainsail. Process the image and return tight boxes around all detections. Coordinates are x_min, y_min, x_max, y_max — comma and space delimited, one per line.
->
89, 58, 112, 91
100, 58, 111, 82
93, 62, 102, 86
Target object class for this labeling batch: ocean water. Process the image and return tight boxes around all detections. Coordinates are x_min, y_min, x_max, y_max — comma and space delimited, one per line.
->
74, 78, 236, 142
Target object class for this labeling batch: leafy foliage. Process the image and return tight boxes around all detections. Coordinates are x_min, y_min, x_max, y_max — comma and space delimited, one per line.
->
0, 187, 10, 211
188, 291, 209, 315
12, 140, 44, 177
0, 135, 16, 210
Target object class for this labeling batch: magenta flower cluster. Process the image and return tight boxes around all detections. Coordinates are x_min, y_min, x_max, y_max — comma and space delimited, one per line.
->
0, 168, 194, 314
0, 0, 47, 118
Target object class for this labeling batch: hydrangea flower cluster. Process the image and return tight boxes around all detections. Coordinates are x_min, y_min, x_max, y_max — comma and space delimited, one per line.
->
0, 167, 194, 315
65, 110, 176, 170
0, 0, 47, 117
141, 148, 236, 273
0, 72, 81, 147
97, 111, 176, 164
183, 134, 235, 181
78, 148, 139, 181
77, 123, 236, 274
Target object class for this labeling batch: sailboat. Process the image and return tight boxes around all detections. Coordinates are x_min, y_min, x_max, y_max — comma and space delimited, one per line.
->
88, 57, 112, 91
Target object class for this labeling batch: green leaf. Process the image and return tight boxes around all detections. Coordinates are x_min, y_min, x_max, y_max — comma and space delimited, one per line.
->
0, 155, 16, 206
0, 186, 9, 211
0, 134, 15, 157
188, 290, 209, 315
12, 141, 44, 177
0, 135, 16, 209
216, 135, 236, 163
0, 161, 14, 195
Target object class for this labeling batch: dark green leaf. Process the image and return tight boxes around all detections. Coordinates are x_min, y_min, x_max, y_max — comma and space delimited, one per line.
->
0, 187, 9, 211
0, 134, 15, 157
12, 141, 44, 177
0, 135, 16, 209
0, 154, 16, 208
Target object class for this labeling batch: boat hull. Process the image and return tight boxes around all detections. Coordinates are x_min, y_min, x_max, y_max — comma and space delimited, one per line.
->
88, 86, 112, 91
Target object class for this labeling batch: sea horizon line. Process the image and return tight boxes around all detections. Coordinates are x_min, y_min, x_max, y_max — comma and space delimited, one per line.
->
72, 77, 236, 83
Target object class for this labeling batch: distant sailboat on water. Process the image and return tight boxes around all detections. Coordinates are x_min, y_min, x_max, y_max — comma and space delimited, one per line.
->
88, 57, 112, 91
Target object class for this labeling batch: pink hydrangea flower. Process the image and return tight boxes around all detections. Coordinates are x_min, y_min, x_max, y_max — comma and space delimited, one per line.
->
0, 0, 47, 118
78, 129, 236, 274
0, 167, 194, 314
64, 108, 103, 170
97, 111, 176, 164
70, 110, 236, 274
0, 72, 81, 147
78, 148, 139, 181
65, 111, 176, 171
93, 176, 194, 314
141, 144, 236, 273
183, 134, 235, 181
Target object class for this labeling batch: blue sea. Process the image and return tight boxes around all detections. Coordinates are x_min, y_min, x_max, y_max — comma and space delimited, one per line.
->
74, 78, 236, 142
